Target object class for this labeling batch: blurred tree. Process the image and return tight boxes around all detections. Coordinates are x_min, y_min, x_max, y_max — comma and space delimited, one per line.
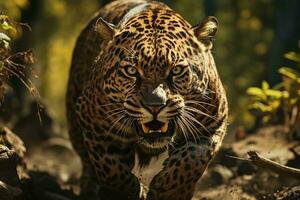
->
1, 0, 299, 133
99, 0, 110, 6
161, 0, 173, 5
267, 0, 300, 86
2, 0, 99, 131
0, 0, 39, 124
10, 0, 41, 105
31, 0, 99, 131
203, 0, 216, 16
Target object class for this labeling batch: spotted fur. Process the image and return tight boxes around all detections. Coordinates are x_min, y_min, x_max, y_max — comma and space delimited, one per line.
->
66, 0, 228, 199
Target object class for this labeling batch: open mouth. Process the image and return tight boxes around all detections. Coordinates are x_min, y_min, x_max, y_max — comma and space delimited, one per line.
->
136, 120, 174, 147
141, 120, 169, 134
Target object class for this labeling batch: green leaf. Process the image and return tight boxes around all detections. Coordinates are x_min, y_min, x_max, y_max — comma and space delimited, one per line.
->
262, 80, 269, 90
265, 89, 288, 99
281, 91, 290, 98
273, 82, 285, 90
0, 15, 9, 22
268, 100, 280, 109
0, 33, 11, 50
262, 115, 271, 124
289, 97, 298, 105
246, 87, 266, 100
278, 67, 300, 83
248, 102, 273, 112
0, 15, 17, 33
0, 33, 11, 42
284, 52, 300, 63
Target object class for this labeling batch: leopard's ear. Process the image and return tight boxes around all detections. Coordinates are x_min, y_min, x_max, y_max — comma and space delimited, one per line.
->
95, 17, 116, 41
193, 16, 218, 48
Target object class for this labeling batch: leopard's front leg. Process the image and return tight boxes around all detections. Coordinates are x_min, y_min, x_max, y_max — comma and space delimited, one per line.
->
147, 138, 218, 200
83, 133, 142, 200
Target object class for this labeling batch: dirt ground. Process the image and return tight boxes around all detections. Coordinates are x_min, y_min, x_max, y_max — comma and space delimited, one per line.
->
0, 114, 300, 200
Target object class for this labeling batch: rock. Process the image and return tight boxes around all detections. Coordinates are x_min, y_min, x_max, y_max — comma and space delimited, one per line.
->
213, 147, 239, 168
287, 144, 300, 168
237, 162, 256, 176
0, 181, 23, 200
0, 126, 26, 160
0, 144, 20, 187
26, 137, 81, 183
0, 87, 21, 125
12, 101, 60, 151
0, 127, 27, 187
209, 165, 234, 186
275, 185, 300, 200
231, 126, 297, 165
193, 183, 256, 200
20, 170, 79, 200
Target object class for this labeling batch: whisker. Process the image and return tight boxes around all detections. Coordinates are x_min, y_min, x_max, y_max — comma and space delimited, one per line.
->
103, 110, 125, 121
115, 117, 129, 137
205, 88, 215, 94
105, 107, 124, 115
124, 83, 136, 94
118, 117, 134, 137
180, 114, 200, 143
180, 117, 197, 143
185, 100, 216, 107
98, 102, 124, 107
183, 111, 210, 134
184, 106, 217, 121
176, 116, 189, 145
106, 114, 126, 137
202, 94, 211, 100
184, 101, 212, 113
168, 141, 176, 150
122, 118, 131, 134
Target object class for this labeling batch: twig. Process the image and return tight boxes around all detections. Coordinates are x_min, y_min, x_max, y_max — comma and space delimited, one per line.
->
247, 151, 300, 179
226, 155, 251, 162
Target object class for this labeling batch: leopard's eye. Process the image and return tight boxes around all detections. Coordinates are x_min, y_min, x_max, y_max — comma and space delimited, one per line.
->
125, 66, 137, 75
171, 65, 184, 75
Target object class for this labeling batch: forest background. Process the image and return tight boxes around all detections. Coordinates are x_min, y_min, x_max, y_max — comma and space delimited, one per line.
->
1, 0, 300, 135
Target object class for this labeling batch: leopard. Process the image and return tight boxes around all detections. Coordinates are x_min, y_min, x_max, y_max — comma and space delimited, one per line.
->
66, 0, 228, 199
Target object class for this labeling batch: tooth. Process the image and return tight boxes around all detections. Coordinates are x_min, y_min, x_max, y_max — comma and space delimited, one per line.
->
142, 124, 149, 133
161, 122, 169, 133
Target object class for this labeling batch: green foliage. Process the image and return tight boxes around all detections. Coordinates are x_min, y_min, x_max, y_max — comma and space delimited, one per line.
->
0, 14, 15, 104
2, 0, 299, 132
0, 0, 29, 19
0, 14, 19, 58
247, 81, 287, 123
0, 15, 16, 31
0, 14, 36, 106
0, 14, 15, 81
247, 51, 300, 134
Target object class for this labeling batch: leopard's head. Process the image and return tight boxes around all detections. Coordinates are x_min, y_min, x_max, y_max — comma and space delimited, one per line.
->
94, 4, 218, 151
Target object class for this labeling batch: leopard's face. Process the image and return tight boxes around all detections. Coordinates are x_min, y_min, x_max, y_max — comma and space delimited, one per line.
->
95, 6, 218, 150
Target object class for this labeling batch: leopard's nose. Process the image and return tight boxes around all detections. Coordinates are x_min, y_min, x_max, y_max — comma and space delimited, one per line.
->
145, 104, 166, 115
140, 84, 167, 114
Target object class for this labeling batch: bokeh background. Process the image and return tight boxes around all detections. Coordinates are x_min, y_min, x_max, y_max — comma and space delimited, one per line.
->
1, 0, 300, 135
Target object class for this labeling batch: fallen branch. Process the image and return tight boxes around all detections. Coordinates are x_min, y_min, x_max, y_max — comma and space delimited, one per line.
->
247, 151, 300, 179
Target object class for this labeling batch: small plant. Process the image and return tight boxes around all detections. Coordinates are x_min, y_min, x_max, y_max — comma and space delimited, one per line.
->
247, 51, 300, 136
0, 14, 37, 106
